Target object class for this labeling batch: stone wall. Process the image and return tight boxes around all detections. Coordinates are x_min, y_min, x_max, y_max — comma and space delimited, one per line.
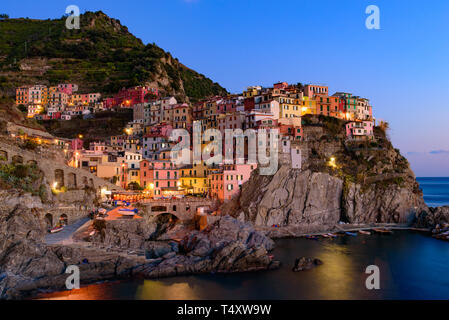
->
0, 140, 122, 194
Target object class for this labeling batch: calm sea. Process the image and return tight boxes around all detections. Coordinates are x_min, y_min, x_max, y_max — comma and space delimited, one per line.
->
417, 177, 449, 207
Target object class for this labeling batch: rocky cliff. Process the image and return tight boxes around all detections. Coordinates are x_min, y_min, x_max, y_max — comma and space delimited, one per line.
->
226, 116, 428, 235
132, 217, 279, 278
0, 190, 277, 299
0, 190, 142, 299
87, 215, 278, 278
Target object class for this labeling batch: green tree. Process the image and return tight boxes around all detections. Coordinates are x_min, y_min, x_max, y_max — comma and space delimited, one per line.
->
127, 182, 143, 191
17, 104, 27, 113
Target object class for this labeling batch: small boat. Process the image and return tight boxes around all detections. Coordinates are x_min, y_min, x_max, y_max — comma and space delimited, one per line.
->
327, 233, 338, 238
359, 230, 371, 235
119, 208, 137, 216
373, 228, 393, 234
305, 235, 319, 240
345, 232, 358, 237
50, 226, 64, 234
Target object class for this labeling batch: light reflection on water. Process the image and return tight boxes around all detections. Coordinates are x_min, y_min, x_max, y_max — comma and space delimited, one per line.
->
37, 231, 449, 300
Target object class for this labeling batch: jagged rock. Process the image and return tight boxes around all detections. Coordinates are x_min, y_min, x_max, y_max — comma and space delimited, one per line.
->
222, 117, 429, 233
162, 252, 176, 260
133, 216, 278, 278
343, 171, 426, 224
237, 168, 343, 231
0, 193, 143, 299
231, 166, 426, 234
417, 206, 449, 229
292, 257, 323, 272
146, 242, 175, 259
90, 218, 157, 250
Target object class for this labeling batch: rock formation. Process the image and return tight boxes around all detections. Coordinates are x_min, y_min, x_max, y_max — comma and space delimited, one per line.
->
292, 257, 323, 272
0, 191, 143, 299
416, 206, 449, 229
0, 190, 278, 299
132, 217, 279, 278
226, 116, 428, 235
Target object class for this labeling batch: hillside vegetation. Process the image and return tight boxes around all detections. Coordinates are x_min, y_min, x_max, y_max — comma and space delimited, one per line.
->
0, 11, 227, 102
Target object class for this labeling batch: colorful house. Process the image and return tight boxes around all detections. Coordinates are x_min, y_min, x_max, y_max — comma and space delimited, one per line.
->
346, 120, 375, 139
208, 163, 257, 202
179, 162, 209, 195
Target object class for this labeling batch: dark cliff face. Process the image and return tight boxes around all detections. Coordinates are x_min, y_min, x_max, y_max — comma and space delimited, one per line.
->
226, 116, 428, 231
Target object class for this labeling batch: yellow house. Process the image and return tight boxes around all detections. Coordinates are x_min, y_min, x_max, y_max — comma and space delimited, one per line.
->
243, 86, 261, 98
127, 169, 140, 187
179, 162, 210, 195
180, 176, 208, 195
301, 96, 317, 116
277, 96, 302, 119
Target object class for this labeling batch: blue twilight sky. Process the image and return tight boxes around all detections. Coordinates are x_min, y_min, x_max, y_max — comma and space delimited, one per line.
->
2, 0, 449, 176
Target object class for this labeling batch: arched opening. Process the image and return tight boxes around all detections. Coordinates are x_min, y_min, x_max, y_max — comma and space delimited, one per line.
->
12, 155, 23, 164
82, 176, 88, 188
44, 213, 53, 230
150, 213, 180, 240
172, 205, 177, 212
59, 214, 68, 226
27, 160, 37, 167
67, 173, 77, 189
151, 206, 168, 213
0, 150, 7, 161
89, 178, 94, 188
54, 169, 64, 188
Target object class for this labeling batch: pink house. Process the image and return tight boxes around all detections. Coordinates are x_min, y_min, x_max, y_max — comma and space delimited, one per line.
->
217, 112, 246, 134
273, 82, 289, 90
346, 121, 374, 139
71, 138, 83, 151
58, 84, 78, 95
217, 99, 237, 114
152, 160, 180, 198
209, 164, 257, 202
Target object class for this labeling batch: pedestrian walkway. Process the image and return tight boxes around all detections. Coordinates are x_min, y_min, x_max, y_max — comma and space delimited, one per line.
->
45, 217, 90, 245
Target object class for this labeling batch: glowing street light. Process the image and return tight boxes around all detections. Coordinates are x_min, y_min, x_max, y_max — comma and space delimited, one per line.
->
328, 157, 337, 168
52, 182, 58, 189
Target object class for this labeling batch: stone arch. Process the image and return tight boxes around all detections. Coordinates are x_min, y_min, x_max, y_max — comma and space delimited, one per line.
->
155, 212, 180, 224
67, 172, 77, 189
54, 169, 65, 188
44, 213, 53, 230
0, 150, 7, 161
12, 155, 23, 164
151, 206, 168, 213
59, 214, 68, 226
27, 160, 37, 167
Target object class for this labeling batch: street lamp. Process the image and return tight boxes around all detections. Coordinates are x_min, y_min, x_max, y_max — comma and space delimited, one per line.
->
329, 157, 337, 168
